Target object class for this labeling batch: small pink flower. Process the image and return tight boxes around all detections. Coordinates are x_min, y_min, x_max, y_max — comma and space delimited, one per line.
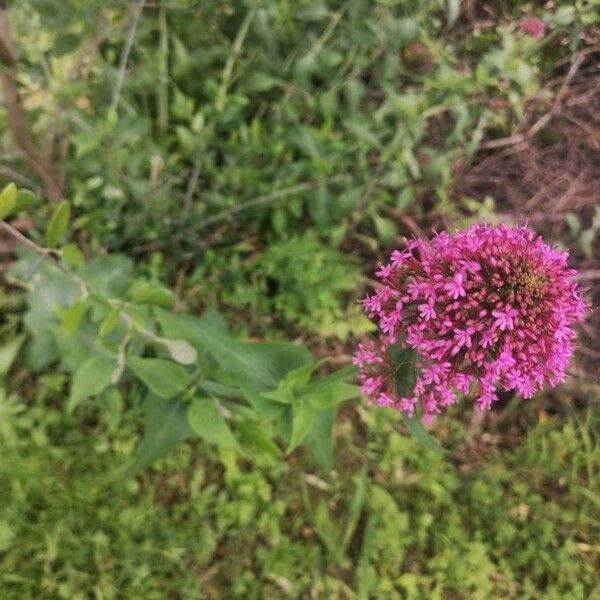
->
453, 327, 473, 349
375, 263, 394, 279
492, 307, 519, 331
418, 303, 436, 321
520, 16, 545, 39
444, 272, 467, 299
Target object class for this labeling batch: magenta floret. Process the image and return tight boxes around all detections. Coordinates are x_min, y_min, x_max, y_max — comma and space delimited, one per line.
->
354, 224, 587, 423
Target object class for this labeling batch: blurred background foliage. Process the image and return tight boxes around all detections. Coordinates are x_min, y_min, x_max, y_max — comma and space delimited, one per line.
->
0, 0, 599, 597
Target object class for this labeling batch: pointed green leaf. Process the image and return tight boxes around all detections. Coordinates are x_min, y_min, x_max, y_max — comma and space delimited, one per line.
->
288, 400, 317, 453
235, 422, 281, 459
59, 300, 86, 334
101, 388, 123, 431
127, 357, 190, 399
187, 397, 239, 449
241, 385, 287, 419
128, 281, 173, 307
305, 407, 335, 471
61, 243, 85, 269
14, 189, 38, 213
302, 366, 358, 409
401, 411, 446, 454
45, 200, 71, 247
0, 183, 17, 219
67, 354, 116, 413
98, 308, 121, 337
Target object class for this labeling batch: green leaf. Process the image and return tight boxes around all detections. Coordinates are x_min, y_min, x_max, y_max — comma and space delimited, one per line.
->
128, 281, 173, 307
101, 388, 123, 431
23, 268, 79, 330
288, 400, 317, 453
154, 307, 226, 356
14, 189, 38, 213
61, 243, 85, 269
301, 366, 358, 410
241, 385, 287, 419
0, 183, 17, 219
79, 255, 133, 296
260, 360, 321, 403
390, 344, 418, 399
98, 308, 121, 337
156, 308, 312, 392
23, 330, 57, 372
341, 467, 368, 551
235, 421, 281, 459
58, 300, 86, 334
0, 335, 25, 376
401, 412, 446, 454
305, 407, 335, 471
127, 357, 190, 400
127, 395, 193, 475
67, 354, 116, 414
187, 397, 239, 449
45, 200, 71, 247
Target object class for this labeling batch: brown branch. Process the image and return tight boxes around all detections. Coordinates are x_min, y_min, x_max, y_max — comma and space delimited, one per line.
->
0, 6, 63, 201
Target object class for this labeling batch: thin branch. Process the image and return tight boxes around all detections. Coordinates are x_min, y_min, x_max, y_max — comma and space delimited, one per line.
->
0, 6, 63, 201
0, 165, 40, 193
0, 218, 155, 343
110, 0, 146, 113
0, 219, 88, 292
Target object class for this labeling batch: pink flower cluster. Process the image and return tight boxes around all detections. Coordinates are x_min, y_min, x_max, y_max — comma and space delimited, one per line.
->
354, 224, 586, 423
520, 16, 546, 39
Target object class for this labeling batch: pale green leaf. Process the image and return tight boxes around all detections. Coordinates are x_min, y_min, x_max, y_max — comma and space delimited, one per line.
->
0, 183, 17, 219
159, 338, 198, 365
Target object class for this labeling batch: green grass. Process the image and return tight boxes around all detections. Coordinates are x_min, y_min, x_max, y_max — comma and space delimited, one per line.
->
1, 379, 598, 599
1, 1, 599, 598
